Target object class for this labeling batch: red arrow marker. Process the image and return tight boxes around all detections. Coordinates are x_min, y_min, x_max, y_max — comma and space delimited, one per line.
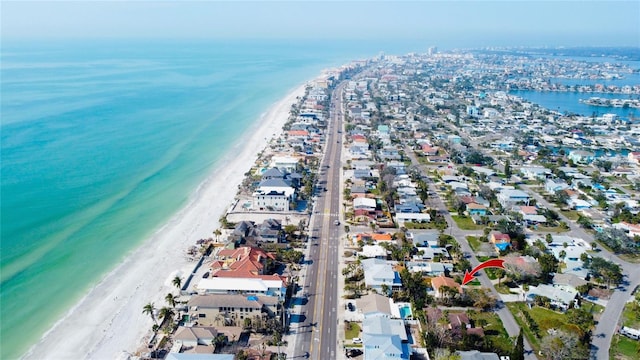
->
462, 258, 505, 285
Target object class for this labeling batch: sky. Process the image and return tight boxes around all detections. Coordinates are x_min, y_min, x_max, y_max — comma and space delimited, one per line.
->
2, 1, 639, 47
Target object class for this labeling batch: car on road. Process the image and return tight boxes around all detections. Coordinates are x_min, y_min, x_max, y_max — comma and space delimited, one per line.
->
352, 338, 362, 344
334, 220, 340, 226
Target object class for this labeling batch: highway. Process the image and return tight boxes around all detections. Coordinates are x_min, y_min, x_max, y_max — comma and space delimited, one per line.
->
291, 81, 345, 359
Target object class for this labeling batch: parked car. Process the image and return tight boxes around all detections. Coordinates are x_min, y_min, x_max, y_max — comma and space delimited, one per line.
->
202, 272, 210, 278
352, 338, 362, 344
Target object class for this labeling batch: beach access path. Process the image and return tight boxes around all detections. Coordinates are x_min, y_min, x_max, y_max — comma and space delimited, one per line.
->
23, 84, 307, 360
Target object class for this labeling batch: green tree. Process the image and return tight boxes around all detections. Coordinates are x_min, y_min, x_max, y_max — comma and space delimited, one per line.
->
165, 293, 177, 308
511, 331, 525, 360
159, 307, 175, 324
504, 159, 512, 179
172, 276, 182, 289
142, 302, 156, 324
212, 333, 227, 350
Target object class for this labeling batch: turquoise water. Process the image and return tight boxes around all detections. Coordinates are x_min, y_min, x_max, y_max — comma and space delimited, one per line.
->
399, 305, 412, 319
1, 39, 426, 359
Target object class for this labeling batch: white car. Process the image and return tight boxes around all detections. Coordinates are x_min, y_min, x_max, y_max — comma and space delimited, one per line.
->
352, 338, 362, 344
334, 220, 340, 226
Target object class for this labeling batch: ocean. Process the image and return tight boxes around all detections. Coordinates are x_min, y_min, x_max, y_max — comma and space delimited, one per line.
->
0, 39, 424, 359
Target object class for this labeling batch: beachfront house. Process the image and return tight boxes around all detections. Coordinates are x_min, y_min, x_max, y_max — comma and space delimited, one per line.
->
186, 294, 279, 327
196, 277, 286, 299
173, 326, 219, 348
252, 170, 296, 211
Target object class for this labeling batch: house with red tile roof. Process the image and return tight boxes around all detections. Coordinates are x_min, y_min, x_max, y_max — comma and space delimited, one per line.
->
431, 275, 462, 298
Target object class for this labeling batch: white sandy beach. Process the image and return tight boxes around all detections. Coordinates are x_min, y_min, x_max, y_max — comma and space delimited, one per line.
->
23, 83, 308, 360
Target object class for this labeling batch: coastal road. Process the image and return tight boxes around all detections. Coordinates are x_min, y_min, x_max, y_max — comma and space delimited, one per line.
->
405, 149, 537, 359
292, 81, 346, 359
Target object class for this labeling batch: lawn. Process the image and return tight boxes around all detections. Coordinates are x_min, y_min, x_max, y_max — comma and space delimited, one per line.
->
560, 209, 580, 221
610, 334, 640, 359
621, 302, 640, 329
466, 236, 482, 251
344, 321, 361, 340
506, 302, 578, 351
494, 282, 516, 295
534, 225, 570, 233
452, 215, 484, 230
468, 310, 513, 355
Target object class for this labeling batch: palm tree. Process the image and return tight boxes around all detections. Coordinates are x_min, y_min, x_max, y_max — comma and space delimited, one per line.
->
172, 276, 182, 290
212, 334, 227, 350
165, 293, 177, 308
159, 307, 175, 325
143, 302, 156, 324
213, 228, 222, 243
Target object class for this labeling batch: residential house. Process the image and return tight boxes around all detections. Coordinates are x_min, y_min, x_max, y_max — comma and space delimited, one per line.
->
431, 275, 463, 298
497, 189, 530, 208
196, 277, 285, 299
526, 284, 577, 311
448, 312, 485, 338
361, 258, 402, 294
362, 313, 410, 360
406, 261, 453, 276
466, 202, 488, 216
270, 155, 301, 172
490, 232, 511, 252
186, 294, 279, 326
356, 232, 394, 244
229, 221, 257, 244
212, 246, 275, 276
613, 222, 640, 239
395, 212, 431, 226
360, 244, 388, 259
568, 150, 595, 164
252, 173, 296, 211
545, 179, 570, 194
173, 326, 219, 348
520, 166, 551, 180
257, 219, 283, 243
356, 293, 393, 318
553, 273, 588, 294
409, 231, 440, 248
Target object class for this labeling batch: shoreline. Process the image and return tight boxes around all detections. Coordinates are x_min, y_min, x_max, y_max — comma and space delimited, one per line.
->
22, 82, 309, 360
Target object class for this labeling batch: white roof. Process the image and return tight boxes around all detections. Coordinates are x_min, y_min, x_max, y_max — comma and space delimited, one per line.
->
197, 277, 282, 292
354, 197, 377, 209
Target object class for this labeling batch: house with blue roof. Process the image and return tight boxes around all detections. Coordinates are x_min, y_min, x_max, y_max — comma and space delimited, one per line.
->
361, 313, 410, 360
361, 258, 402, 295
